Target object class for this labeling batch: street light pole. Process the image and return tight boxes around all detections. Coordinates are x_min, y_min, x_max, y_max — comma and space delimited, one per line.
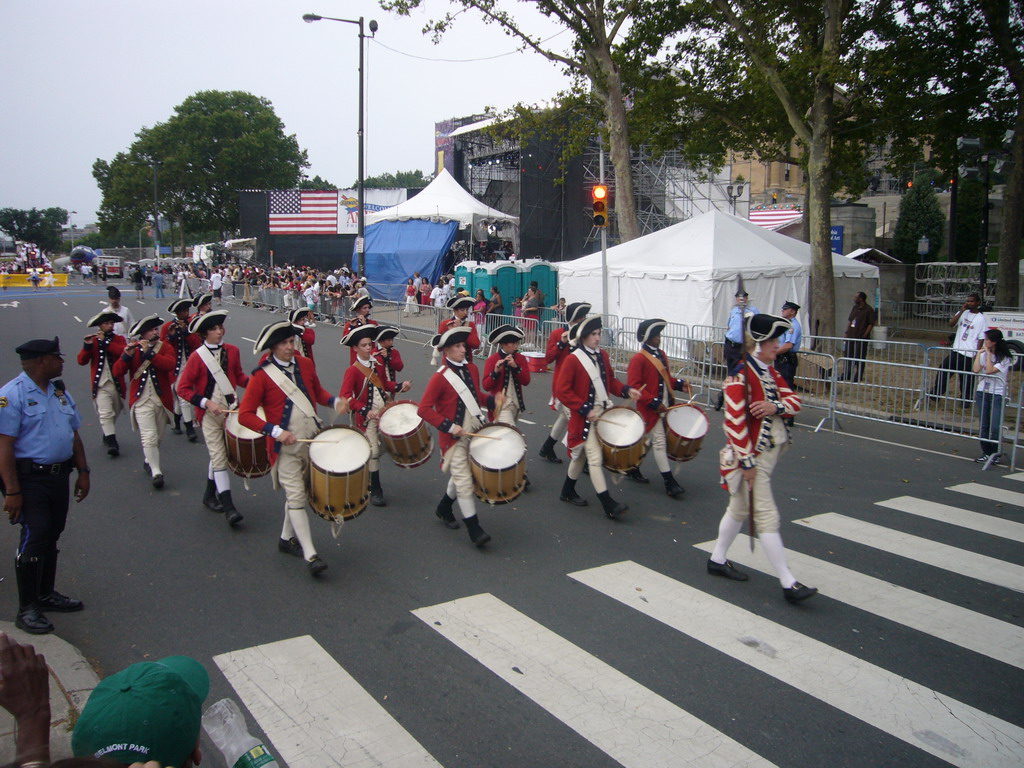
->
303, 12, 378, 277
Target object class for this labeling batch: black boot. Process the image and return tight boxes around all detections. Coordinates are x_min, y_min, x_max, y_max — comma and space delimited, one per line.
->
662, 472, 685, 498
203, 479, 223, 512
171, 413, 183, 435
538, 436, 563, 463
14, 556, 54, 634
597, 491, 628, 519
559, 477, 588, 507
464, 515, 491, 547
369, 471, 385, 507
185, 421, 198, 443
103, 434, 120, 457
435, 494, 460, 529
218, 491, 243, 526
37, 549, 83, 612
625, 466, 649, 484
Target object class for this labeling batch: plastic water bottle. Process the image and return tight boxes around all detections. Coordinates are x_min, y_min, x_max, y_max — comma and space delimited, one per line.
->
202, 697, 280, 768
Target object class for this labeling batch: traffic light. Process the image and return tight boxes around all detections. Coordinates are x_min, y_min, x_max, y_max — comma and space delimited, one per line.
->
592, 185, 608, 228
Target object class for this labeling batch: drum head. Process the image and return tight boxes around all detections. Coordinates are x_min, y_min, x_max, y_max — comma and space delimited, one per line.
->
666, 405, 709, 439
469, 424, 526, 467
309, 427, 371, 472
225, 407, 266, 440
379, 401, 421, 436
595, 407, 645, 446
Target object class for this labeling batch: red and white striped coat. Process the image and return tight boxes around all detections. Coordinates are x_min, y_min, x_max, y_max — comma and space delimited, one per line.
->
723, 357, 800, 470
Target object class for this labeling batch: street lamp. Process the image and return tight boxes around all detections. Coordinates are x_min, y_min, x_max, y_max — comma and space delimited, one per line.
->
303, 12, 378, 276
726, 183, 745, 216
68, 210, 78, 249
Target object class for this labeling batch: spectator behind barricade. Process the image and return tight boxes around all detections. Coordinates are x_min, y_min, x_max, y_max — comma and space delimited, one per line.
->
487, 285, 503, 316
430, 280, 445, 308
404, 278, 420, 315
929, 292, 987, 402
972, 328, 1012, 465
72, 655, 210, 768
839, 291, 875, 383
473, 289, 488, 337
549, 297, 567, 323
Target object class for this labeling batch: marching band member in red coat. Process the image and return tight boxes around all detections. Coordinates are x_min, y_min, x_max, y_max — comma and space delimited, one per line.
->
341, 296, 379, 365
373, 326, 404, 387
239, 321, 347, 576
437, 295, 481, 363
538, 301, 591, 463
418, 326, 499, 547
707, 314, 816, 604
553, 316, 641, 520
626, 319, 691, 498
112, 315, 177, 489
160, 299, 201, 442
175, 310, 249, 526
340, 325, 411, 508
77, 311, 127, 457
290, 308, 317, 365
483, 324, 531, 425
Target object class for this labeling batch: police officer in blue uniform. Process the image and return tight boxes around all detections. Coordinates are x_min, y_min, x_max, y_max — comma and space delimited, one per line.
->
0, 338, 91, 634
715, 287, 761, 410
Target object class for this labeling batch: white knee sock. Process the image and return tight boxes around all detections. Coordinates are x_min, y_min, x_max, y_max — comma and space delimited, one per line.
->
445, 478, 457, 499
280, 510, 295, 540
457, 496, 477, 521
758, 532, 797, 588
142, 444, 161, 476
287, 505, 317, 559
208, 461, 215, 480
213, 469, 232, 494
710, 514, 745, 564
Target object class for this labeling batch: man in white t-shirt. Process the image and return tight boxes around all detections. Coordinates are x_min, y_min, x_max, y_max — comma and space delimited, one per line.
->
930, 293, 986, 401
210, 269, 223, 305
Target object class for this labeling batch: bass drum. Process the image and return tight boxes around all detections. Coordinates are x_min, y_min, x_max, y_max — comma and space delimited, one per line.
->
308, 426, 372, 522
664, 404, 709, 462
378, 400, 434, 469
595, 406, 647, 474
225, 407, 272, 479
469, 422, 527, 504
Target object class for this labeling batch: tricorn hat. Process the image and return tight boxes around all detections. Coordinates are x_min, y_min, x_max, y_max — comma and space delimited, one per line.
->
128, 315, 163, 338
447, 295, 475, 312
746, 313, 791, 343
188, 309, 228, 336
636, 318, 667, 344
87, 311, 122, 328
341, 325, 378, 347
253, 320, 299, 355
434, 326, 473, 350
565, 302, 591, 324
352, 296, 372, 312
289, 308, 313, 324
192, 292, 213, 309
569, 315, 603, 346
374, 325, 400, 342
167, 299, 192, 315
488, 324, 525, 346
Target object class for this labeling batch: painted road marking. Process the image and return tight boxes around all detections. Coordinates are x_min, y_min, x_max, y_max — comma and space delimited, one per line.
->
571, 560, 1024, 768
414, 593, 774, 768
947, 483, 1024, 508
876, 495, 1024, 543
215, 635, 443, 768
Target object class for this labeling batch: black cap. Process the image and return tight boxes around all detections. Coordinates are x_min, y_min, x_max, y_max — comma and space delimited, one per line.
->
782, 301, 801, 312
16, 337, 63, 360
107, 286, 121, 299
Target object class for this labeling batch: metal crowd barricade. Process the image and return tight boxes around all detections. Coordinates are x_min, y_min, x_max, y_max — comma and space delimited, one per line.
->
885, 301, 1018, 338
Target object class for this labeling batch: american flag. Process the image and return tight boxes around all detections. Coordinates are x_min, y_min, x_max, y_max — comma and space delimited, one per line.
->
268, 190, 339, 234
749, 208, 804, 231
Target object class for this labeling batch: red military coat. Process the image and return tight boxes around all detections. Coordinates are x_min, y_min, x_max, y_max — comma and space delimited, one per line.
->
76, 333, 127, 398
159, 318, 201, 378
340, 358, 399, 429
554, 347, 630, 450
175, 343, 250, 423
111, 339, 177, 410
723, 356, 801, 470
342, 317, 379, 364
374, 347, 404, 384
238, 355, 336, 465
418, 361, 493, 454
626, 347, 688, 432
543, 325, 572, 400
297, 327, 316, 364
437, 317, 481, 362
482, 351, 531, 398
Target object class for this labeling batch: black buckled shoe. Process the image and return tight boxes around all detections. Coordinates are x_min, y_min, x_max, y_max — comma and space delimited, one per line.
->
465, 515, 491, 547
104, 434, 120, 457
625, 467, 649, 484
171, 414, 183, 435
435, 495, 460, 529
15, 606, 54, 634
278, 537, 303, 557
307, 555, 328, 575
203, 479, 223, 512
219, 491, 243, 527
783, 582, 818, 604
597, 491, 627, 519
538, 437, 563, 464
707, 559, 749, 581
185, 421, 198, 443
663, 474, 685, 498
559, 478, 589, 507
38, 590, 84, 612
369, 471, 385, 507
152, 473, 164, 489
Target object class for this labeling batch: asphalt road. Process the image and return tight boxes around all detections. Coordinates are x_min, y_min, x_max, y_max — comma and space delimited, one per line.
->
0, 283, 1021, 768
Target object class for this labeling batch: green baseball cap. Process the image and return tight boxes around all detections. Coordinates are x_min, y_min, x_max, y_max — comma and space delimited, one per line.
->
72, 655, 210, 767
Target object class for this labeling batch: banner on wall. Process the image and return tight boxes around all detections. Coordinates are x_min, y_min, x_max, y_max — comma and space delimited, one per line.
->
337, 188, 407, 234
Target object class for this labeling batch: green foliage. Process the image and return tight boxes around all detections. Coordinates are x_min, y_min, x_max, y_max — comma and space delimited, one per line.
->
0, 207, 69, 252
893, 179, 947, 262
359, 170, 433, 189
94, 90, 308, 237
953, 178, 986, 262
300, 175, 338, 190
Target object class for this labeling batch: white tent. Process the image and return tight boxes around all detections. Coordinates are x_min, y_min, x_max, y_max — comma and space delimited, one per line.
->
365, 169, 518, 232
557, 210, 878, 341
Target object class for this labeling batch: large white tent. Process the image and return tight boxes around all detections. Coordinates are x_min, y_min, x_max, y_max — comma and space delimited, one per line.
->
365, 168, 518, 230
558, 210, 878, 340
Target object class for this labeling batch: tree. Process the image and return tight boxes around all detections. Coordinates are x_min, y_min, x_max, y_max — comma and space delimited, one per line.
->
94, 90, 308, 240
360, 169, 433, 189
893, 177, 946, 263
300, 175, 338, 190
0, 207, 69, 252
379, 0, 648, 242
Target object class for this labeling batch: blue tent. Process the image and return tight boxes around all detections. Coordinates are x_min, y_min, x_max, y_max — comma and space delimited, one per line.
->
361, 219, 458, 303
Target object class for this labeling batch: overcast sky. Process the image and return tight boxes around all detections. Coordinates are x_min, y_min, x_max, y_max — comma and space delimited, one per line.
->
1, 0, 572, 227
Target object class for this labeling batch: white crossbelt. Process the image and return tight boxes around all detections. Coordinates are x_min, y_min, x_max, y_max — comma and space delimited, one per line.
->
442, 367, 485, 425
572, 348, 611, 408
196, 345, 235, 403
262, 364, 322, 426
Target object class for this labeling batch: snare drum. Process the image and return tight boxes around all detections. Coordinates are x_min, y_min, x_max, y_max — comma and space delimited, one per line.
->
469, 423, 527, 504
664, 404, 709, 462
308, 426, 372, 522
522, 351, 548, 373
378, 400, 434, 468
225, 407, 272, 479
595, 406, 647, 473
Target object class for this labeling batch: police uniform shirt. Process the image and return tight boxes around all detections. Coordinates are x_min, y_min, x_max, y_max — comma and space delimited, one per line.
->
726, 304, 761, 343
780, 317, 802, 352
0, 373, 81, 463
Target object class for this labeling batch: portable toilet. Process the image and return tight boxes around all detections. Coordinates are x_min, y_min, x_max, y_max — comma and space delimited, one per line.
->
521, 259, 558, 323
491, 261, 520, 317
454, 261, 477, 295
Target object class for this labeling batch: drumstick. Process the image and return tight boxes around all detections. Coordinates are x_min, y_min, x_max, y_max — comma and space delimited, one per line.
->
293, 438, 336, 443
462, 432, 502, 439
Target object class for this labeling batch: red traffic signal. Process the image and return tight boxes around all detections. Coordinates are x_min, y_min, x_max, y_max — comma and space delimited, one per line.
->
592, 185, 609, 228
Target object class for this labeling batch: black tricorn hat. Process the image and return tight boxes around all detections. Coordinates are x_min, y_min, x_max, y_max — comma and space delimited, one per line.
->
87, 311, 122, 328
565, 302, 591, 324
352, 296, 373, 312
488, 324, 524, 346
341, 325, 378, 347
193, 292, 213, 309
253, 320, 299, 355
188, 309, 228, 336
636, 318, 667, 344
167, 299, 192, 315
447, 295, 475, 312
434, 326, 473, 350
128, 315, 163, 338
746, 313, 792, 343
569, 315, 603, 346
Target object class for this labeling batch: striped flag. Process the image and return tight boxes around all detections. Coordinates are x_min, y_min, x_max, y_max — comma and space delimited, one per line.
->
749, 208, 803, 231
268, 190, 339, 234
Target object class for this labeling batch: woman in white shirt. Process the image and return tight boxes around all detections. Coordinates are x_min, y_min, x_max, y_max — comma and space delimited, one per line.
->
972, 328, 1014, 463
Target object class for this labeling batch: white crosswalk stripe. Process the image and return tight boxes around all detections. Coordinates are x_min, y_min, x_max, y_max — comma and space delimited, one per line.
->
413, 592, 775, 768
947, 482, 1024, 507
570, 560, 1024, 768
693, 535, 1024, 669
875, 495, 1024, 543
794, 512, 1024, 593
214, 635, 444, 768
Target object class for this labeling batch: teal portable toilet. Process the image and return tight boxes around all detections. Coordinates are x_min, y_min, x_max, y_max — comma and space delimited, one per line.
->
454, 261, 477, 294
472, 264, 492, 300
521, 259, 558, 323
493, 262, 520, 317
